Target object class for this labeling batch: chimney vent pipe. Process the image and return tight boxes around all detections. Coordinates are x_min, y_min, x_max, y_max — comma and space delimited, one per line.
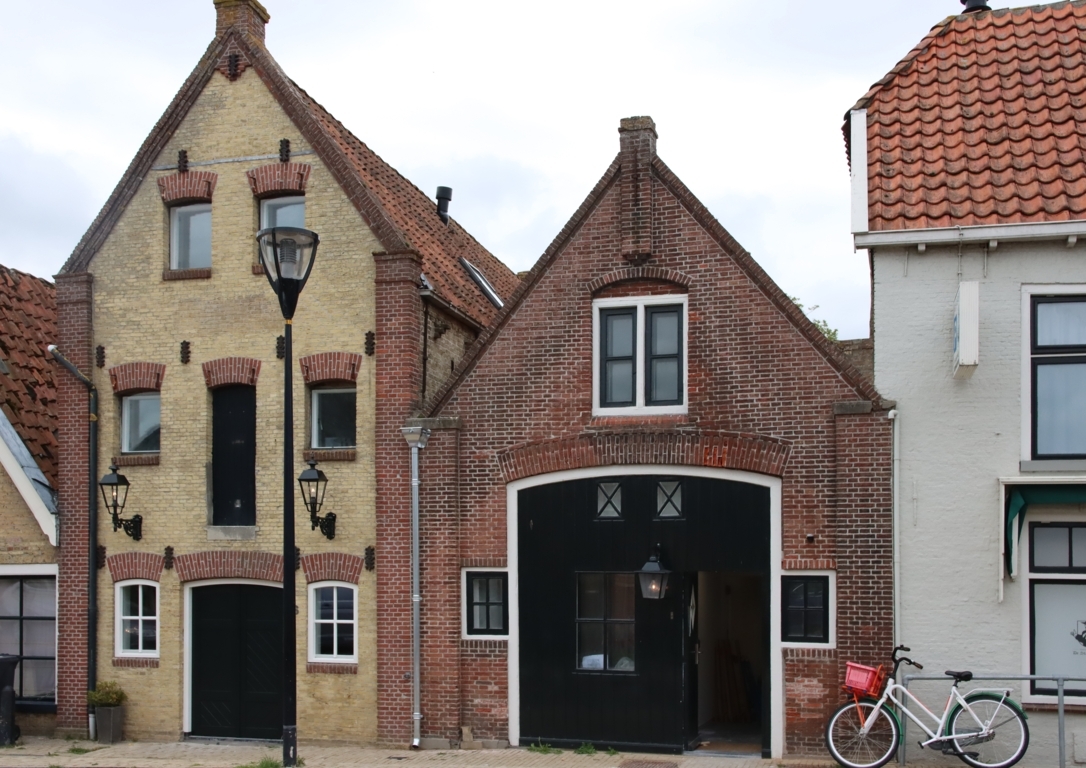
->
961, 0, 990, 12
436, 187, 452, 226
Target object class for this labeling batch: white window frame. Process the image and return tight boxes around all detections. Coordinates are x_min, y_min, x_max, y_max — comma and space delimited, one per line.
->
1021, 284, 1086, 464
259, 195, 305, 229
592, 294, 689, 416
310, 387, 357, 450
461, 567, 509, 639
780, 569, 836, 649
1021, 508, 1086, 704
169, 203, 212, 270
121, 392, 161, 454
114, 579, 159, 659
307, 581, 358, 663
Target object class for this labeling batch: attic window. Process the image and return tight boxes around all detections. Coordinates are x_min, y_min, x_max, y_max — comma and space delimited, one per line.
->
459, 258, 503, 309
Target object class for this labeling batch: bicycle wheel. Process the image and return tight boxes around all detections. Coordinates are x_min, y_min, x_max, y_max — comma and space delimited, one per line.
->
825, 700, 899, 768
947, 693, 1029, 768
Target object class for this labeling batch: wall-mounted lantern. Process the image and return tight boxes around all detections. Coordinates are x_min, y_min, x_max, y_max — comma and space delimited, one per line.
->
638, 543, 670, 599
299, 459, 334, 540
98, 464, 142, 541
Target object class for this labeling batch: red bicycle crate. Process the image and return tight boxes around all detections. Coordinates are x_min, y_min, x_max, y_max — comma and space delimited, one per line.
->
843, 662, 885, 697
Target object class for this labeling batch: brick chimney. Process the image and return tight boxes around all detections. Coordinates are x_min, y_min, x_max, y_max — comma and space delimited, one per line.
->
214, 0, 270, 41
618, 116, 657, 264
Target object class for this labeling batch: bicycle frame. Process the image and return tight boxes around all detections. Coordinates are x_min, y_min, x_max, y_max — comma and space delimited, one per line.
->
859, 675, 1014, 748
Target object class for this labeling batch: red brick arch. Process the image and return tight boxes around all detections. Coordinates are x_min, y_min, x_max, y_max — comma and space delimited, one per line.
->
246, 162, 312, 198
300, 552, 364, 584
108, 362, 166, 395
202, 357, 261, 389
157, 171, 218, 205
497, 430, 791, 483
173, 551, 283, 583
586, 266, 693, 295
299, 352, 363, 385
106, 552, 165, 583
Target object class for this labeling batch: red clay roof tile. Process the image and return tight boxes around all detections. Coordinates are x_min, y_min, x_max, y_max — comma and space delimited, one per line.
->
0, 266, 57, 486
848, 1, 1086, 230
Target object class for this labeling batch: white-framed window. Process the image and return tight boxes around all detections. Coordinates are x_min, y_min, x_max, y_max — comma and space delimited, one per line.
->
780, 570, 836, 649
308, 582, 357, 662
461, 567, 509, 639
121, 393, 160, 454
310, 388, 356, 449
170, 203, 212, 270
260, 195, 305, 230
115, 580, 158, 657
592, 295, 688, 416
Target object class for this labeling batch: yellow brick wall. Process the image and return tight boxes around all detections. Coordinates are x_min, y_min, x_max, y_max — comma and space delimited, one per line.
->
0, 470, 55, 565
87, 66, 379, 743
423, 306, 476, 403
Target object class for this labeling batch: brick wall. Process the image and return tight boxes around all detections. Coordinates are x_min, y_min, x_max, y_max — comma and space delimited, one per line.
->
381, 119, 893, 754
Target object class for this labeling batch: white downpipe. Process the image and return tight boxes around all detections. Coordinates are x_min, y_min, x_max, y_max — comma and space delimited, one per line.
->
888, 409, 901, 645
402, 427, 430, 749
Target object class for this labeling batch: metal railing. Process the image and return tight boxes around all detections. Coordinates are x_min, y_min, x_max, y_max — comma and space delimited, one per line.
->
897, 673, 1086, 768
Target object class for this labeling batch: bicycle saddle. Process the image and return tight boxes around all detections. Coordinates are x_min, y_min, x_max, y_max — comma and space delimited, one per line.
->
944, 670, 973, 682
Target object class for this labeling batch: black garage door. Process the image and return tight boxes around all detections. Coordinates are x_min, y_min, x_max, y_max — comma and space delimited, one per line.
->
191, 583, 282, 739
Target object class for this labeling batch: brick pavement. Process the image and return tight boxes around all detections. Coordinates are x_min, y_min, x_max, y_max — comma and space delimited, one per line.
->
0, 737, 824, 768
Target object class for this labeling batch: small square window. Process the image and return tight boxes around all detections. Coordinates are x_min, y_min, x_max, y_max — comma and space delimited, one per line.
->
1029, 522, 1086, 572
576, 572, 635, 671
311, 388, 356, 449
781, 575, 829, 644
309, 583, 356, 662
116, 582, 158, 656
170, 203, 211, 270
261, 196, 305, 230
657, 480, 682, 517
466, 572, 507, 635
597, 482, 621, 518
121, 393, 160, 454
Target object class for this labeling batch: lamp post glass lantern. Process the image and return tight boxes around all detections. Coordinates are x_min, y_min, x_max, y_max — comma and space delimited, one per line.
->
98, 464, 141, 541
299, 459, 335, 540
639, 543, 670, 599
257, 225, 320, 767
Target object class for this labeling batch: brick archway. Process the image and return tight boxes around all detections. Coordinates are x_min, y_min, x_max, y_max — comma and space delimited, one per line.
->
108, 362, 166, 395
201, 357, 261, 389
106, 552, 165, 583
497, 430, 791, 483
173, 551, 283, 582
586, 266, 693, 295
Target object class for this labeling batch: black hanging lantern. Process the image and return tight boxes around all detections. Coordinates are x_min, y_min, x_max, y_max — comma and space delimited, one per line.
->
98, 464, 142, 541
256, 227, 320, 319
299, 459, 334, 540
639, 543, 670, 599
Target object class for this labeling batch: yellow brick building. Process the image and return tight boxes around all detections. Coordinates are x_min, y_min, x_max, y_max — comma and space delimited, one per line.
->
53, 0, 515, 745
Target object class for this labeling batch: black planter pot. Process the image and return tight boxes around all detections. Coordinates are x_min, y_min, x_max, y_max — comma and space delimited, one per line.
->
95, 706, 123, 744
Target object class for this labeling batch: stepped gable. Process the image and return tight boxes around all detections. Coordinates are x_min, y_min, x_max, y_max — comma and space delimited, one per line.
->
0, 265, 57, 485
846, 1, 1086, 231
61, 16, 516, 329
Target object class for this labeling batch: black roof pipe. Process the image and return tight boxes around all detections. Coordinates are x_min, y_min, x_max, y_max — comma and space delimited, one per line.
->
48, 345, 99, 714
435, 186, 452, 225
961, 0, 991, 12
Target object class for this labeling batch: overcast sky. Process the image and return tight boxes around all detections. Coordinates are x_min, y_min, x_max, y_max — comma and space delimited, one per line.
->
0, 0, 1011, 339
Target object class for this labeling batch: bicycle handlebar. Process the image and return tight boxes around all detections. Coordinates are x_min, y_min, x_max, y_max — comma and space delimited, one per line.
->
890, 646, 923, 677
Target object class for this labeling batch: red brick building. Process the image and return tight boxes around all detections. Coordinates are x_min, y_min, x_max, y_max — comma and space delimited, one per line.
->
377, 118, 894, 756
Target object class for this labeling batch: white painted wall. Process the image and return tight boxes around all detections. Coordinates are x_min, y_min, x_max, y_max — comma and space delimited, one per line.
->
872, 240, 1085, 763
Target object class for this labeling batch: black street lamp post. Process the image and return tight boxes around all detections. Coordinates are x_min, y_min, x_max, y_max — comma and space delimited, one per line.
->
257, 225, 319, 767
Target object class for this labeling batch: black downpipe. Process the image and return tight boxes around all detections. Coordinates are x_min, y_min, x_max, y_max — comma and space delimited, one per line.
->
48, 347, 98, 699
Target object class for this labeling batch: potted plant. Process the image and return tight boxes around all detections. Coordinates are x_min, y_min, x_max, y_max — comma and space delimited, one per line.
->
87, 681, 126, 744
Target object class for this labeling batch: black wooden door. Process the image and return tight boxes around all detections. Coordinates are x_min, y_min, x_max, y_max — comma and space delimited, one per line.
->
191, 584, 282, 739
683, 573, 699, 750
212, 385, 256, 526
519, 475, 769, 752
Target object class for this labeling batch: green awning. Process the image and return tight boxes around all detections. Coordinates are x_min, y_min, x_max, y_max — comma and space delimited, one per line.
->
1006, 484, 1086, 574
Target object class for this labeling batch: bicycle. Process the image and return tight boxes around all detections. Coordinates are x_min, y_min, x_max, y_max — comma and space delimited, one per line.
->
825, 645, 1029, 768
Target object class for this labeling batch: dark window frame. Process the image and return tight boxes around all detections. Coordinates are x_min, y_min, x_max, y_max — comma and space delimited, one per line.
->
574, 572, 636, 674
1030, 355, 1086, 460
310, 386, 357, 450
781, 575, 830, 644
1032, 295, 1086, 354
1029, 521, 1086, 573
0, 576, 56, 706
1030, 295, 1086, 459
645, 304, 684, 406
465, 571, 508, 636
1029, 578, 1086, 697
599, 308, 637, 407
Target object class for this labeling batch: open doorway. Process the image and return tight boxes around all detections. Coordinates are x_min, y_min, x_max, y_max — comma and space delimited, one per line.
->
690, 571, 765, 755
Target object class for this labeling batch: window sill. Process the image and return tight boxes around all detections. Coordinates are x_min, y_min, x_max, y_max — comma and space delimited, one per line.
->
461, 636, 508, 645
589, 414, 694, 429
163, 268, 212, 281
206, 526, 258, 541
1020, 460, 1086, 472
113, 656, 159, 668
306, 661, 357, 674
303, 449, 356, 462
114, 454, 160, 467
